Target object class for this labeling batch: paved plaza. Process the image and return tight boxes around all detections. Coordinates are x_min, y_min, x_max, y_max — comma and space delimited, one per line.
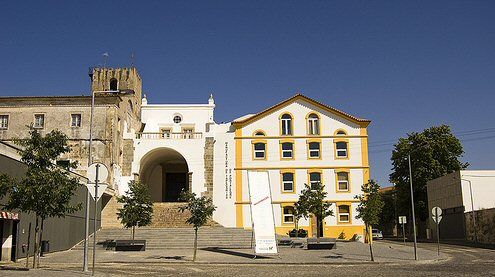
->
2, 240, 479, 276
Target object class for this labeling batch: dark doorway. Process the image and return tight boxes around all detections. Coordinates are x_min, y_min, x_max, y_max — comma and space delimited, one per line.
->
11, 220, 18, 262
164, 173, 188, 202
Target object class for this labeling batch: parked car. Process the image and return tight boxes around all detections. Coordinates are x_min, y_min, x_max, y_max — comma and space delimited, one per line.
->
372, 229, 383, 240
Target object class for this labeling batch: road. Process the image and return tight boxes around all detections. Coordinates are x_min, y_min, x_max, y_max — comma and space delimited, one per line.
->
1, 242, 494, 276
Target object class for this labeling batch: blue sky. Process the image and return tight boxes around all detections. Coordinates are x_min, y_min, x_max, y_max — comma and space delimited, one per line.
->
1, 1, 494, 186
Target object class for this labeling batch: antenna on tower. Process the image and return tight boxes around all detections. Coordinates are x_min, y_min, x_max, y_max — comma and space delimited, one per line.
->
130, 51, 135, 67
102, 52, 109, 68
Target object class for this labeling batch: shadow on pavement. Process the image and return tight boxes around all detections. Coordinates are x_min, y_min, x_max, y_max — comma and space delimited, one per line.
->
146, 255, 186, 260
202, 247, 270, 259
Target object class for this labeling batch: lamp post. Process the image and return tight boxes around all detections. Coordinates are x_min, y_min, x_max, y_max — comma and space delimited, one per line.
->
82, 83, 123, 272
406, 142, 429, 261
407, 154, 418, 261
460, 177, 477, 244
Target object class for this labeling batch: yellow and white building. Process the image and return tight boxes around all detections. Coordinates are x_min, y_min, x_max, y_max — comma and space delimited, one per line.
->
211, 94, 371, 238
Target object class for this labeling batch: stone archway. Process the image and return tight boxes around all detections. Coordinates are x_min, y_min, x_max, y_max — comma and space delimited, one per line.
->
139, 147, 190, 202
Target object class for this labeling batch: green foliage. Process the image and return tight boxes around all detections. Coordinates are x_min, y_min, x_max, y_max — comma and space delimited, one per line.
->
389, 125, 468, 221
355, 180, 385, 228
179, 191, 216, 229
295, 182, 333, 237
3, 129, 82, 219
117, 181, 154, 229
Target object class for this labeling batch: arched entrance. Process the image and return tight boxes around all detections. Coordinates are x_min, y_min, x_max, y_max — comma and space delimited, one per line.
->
139, 148, 190, 202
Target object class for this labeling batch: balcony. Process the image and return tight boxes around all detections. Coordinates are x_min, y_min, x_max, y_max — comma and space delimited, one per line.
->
136, 132, 203, 140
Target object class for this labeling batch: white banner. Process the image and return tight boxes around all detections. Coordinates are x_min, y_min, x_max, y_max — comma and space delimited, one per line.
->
247, 171, 278, 255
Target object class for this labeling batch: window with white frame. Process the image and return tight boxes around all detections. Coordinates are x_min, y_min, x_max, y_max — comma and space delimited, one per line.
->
336, 141, 348, 158
338, 205, 350, 222
309, 172, 321, 189
71, 114, 82, 127
308, 142, 320, 158
282, 172, 294, 192
280, 114, 292, 135
337, 172, 349, 191
0, 115, 9, 129
308, 113, 320, 135
33, 114, 45, 128
283, 206, 295, 223
253, 142, 266, 159
281, 142, 293, 159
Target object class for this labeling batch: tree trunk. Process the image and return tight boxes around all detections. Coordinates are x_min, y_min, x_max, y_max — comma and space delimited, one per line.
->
193, 227, 198, 262
38, 218, 44, 268
32, 216, 39, 269
367, 224, 374, 262
132, 226, 135, 241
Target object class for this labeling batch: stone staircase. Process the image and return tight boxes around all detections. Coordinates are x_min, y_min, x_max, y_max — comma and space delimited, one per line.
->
73, 227, 253, 249
101, 199, 220, 228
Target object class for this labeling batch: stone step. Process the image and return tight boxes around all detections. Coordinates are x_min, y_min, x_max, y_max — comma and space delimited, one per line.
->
73, 227, 253, 249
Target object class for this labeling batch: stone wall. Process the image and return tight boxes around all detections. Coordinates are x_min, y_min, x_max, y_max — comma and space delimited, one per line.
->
465, 208, 495, 244
202, 137, 215, 198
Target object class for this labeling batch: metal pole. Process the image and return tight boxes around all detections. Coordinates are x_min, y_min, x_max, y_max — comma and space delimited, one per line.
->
408, 154, 418, 260
436, 214, 440, 256
92, 165, 99, 276
402, 223, 406, 246
467, 180, 478, 244
83, 88, 96, 272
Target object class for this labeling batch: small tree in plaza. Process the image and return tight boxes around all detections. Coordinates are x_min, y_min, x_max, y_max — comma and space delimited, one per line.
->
179, 191, 216, 262
0, 129, 82, 268
355, 179, 385, 262
117, 180, 154, 240
295, 182, 333, 238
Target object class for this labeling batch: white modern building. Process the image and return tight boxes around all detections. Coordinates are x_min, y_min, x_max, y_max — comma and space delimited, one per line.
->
427, 170, 495, 242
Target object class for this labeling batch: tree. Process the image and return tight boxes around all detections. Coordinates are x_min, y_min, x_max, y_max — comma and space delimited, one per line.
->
117, 180, 154, 240
179, 191, 216, 262
295, 182, 333, 238
355, 180, 385, 262
0, 129, 82, 268
389, 125, 468, 228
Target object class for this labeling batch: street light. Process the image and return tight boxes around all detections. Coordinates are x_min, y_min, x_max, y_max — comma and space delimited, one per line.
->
406, 142, 429, 261
459, 177, 477, 244
82, 82, 132, 272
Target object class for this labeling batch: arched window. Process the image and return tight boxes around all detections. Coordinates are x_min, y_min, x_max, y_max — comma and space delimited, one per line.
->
110, 78, 118, 91
307, 113, 320, 135
254, 130, 266, 136
280, 114, 293, 135
338, 205, 350, 223
336, 129, 347, 135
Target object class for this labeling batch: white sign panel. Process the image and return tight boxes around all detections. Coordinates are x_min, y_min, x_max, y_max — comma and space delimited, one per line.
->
86, 183, 108, 201
87, 163, 109, 184
247, 171, 278, 255
399, 216, 407, 224
432, 207, 442, 217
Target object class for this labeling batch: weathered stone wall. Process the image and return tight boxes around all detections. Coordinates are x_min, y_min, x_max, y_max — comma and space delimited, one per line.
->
465, 208, 495, 244
202, 137, 215, 198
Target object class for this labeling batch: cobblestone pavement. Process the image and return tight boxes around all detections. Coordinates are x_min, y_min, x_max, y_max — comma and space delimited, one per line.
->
1, 241, 494, 276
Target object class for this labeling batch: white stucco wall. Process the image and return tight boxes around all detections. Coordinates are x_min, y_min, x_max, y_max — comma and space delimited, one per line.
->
460, 170, 495, 212
212, 123, 237, 227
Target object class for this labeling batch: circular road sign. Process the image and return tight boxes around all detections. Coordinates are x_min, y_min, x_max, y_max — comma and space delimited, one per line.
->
87, 163, 109, 184
432, 206, 442, 217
